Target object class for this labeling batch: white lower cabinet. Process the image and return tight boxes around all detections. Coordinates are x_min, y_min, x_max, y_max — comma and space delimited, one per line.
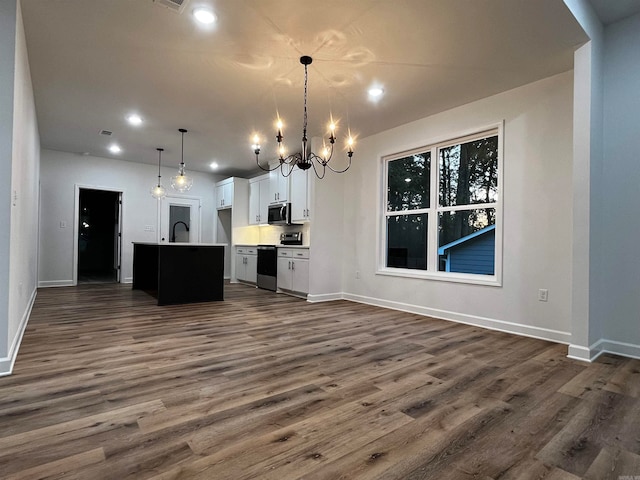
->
277, 248, 309, 296
235, 247, 257, 284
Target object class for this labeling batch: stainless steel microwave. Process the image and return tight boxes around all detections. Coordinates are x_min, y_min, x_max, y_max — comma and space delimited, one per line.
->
268, 202, 292, 225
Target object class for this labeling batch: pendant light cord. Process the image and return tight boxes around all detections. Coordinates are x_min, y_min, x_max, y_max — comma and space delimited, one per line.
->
157, 148, 164, 186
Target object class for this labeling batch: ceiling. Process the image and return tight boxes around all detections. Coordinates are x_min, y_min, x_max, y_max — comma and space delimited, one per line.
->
20, 0, 595, 177
590, 0, 640, 25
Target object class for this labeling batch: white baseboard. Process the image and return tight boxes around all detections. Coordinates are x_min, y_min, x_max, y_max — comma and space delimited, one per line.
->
567, 343, 597, 362
342, 292, 572, 344
568, 338, 640, 362
597, 339, 640, 360
0, 287, 37, 376
38, 280, 74, 288
307, 292, 345, 303
122, 277, 133, 284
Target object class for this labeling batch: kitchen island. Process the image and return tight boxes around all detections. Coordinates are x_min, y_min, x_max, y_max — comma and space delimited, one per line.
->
132, 242, 226, 305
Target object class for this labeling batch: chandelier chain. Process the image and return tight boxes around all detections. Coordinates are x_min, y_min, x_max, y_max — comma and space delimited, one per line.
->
303, 63, 308, 141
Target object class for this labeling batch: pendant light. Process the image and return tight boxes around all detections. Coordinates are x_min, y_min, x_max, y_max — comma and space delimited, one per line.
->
171, 128, 193, 192
150, 148, 167, 199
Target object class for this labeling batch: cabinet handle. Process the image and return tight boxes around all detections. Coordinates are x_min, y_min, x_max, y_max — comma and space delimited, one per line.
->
292, 261, 295, 270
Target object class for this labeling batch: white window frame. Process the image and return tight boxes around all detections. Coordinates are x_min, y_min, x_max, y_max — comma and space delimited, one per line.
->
377, 122, 503, 287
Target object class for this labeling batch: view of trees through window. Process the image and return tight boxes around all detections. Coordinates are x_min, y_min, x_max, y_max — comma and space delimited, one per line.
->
384, 131, 499, 276
386, 152, 430, 270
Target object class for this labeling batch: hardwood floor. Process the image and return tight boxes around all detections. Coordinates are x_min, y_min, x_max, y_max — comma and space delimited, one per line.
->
1, 283, 639, 479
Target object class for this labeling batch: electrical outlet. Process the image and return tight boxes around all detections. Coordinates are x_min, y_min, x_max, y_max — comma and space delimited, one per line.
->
538, 289, 548, 302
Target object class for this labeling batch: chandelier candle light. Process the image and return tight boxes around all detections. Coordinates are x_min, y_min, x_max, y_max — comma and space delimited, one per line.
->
151, 148, 167, 199
171, 128, 193, 192
252, 56, 354, 179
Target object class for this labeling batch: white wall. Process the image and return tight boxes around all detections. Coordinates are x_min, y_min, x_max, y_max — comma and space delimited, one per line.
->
308, 136, 345, 300
328, 71, 574, 342
598, 12, 640, 356
39, 149, 222, 285
1, 0, 41, 375
0, 0, 17, 367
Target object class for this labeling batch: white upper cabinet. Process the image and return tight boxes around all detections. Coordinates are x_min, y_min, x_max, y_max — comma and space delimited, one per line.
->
269, 168, 289, 204
215, 178, 234, 209
249, 174, 270, 225
290, 167, 312, 222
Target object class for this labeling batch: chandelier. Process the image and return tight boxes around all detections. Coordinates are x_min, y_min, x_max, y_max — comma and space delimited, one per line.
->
171, 128, 193, 192
150, 147, 167, 199
251, 56, 354, 179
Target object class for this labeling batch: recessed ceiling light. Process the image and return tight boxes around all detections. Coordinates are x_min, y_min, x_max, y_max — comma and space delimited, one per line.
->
209, 161, 219, 170
368, 87, 384, 98
109, 144, 121, 154
127, 114, 143, 126
193, 7, 216, 25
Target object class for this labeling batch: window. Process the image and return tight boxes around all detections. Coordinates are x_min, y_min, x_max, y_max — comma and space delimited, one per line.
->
381, 127, 501, 283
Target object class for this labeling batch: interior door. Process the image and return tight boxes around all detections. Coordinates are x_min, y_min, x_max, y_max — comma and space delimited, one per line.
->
161, 196, 201, 243
114, 192, 122, 281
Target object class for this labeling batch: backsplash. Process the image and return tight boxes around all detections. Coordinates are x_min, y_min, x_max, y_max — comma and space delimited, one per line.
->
233, 223, 310, 246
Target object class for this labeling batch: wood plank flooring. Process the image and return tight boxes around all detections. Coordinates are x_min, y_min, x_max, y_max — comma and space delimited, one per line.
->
1, 283, 639, 479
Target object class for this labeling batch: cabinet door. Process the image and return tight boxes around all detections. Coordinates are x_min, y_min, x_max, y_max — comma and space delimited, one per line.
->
269, 169, 289, 204
290, 168, 308, 222
235, 254, 246, 282
249, 181, 260, 225
246, 254, 257, 284
292, 258, 309, 294
223, 182, 234, 208
277, 256, 292, 291
216, 185, 226, 209
259, 178, 270, 223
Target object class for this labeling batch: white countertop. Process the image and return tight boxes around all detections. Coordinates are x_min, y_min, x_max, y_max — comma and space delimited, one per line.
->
134, 242, 228, 247
234, 244, 310, 249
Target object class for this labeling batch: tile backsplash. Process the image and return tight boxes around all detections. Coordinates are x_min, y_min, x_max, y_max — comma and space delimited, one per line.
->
233, 223, 310, 246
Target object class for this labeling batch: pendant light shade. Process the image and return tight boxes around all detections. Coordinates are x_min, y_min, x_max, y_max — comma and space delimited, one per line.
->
171, 128, 193, 192
151, 148, 167, 199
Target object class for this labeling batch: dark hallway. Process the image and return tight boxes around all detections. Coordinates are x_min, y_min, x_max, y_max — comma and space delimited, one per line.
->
78, 189, 121, 283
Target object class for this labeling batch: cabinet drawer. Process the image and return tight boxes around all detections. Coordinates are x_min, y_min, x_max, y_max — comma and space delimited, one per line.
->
237, 247, 257, 255
278, 248, 309, 259
292, 249, 309, 259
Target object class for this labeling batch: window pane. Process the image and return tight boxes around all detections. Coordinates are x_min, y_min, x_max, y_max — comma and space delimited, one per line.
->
386, 214, 427, 270
439, 135, 498, 207
438, 208, 496, 275
387, 152, 430, 211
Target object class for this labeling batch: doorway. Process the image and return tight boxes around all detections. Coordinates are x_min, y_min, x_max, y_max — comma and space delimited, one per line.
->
160, 196, 201, 243
77, 188, 122, 284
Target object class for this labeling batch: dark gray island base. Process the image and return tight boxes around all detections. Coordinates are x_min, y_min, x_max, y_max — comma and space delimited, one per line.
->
132, 243, 226, 305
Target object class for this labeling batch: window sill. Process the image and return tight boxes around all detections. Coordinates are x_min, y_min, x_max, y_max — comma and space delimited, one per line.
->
376, 267, 502, 287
